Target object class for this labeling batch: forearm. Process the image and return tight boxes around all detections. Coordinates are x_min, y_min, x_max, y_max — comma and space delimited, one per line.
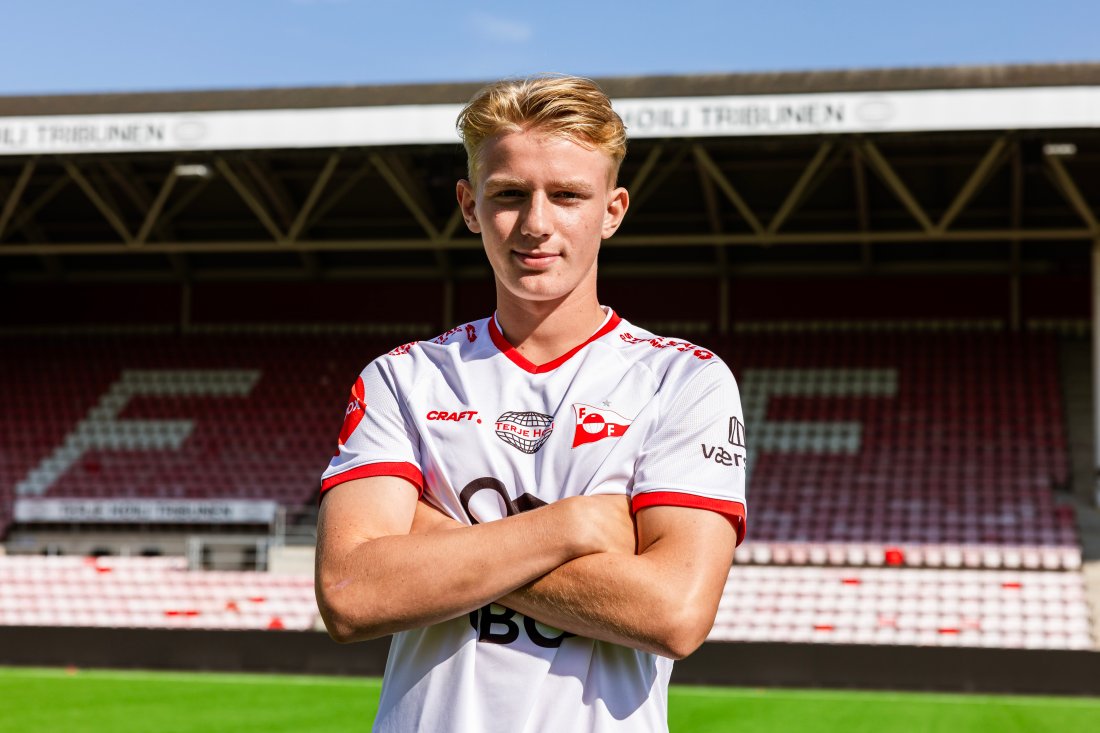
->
500, 544, 718, 659
500, 553, 670, 654
501, 505, 738, 659
318, 504, 584, 642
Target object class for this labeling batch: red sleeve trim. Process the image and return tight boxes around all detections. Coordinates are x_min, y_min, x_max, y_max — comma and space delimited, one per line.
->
631, 491, 746, 546
319, 462, 424, 501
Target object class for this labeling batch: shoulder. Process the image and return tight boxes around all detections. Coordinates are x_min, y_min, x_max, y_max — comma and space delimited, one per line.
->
368, 316, 494, 376
609, 317, 731, 392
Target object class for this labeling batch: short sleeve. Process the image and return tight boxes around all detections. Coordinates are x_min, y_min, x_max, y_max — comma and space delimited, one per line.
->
319, 359, 423, 500
631, 362, 748, 545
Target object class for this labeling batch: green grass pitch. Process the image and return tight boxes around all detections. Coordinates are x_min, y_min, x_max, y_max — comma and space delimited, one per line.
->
2, 667, 1098, 732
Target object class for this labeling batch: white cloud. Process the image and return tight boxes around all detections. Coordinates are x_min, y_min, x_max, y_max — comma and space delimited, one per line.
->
470, 12, 533, 44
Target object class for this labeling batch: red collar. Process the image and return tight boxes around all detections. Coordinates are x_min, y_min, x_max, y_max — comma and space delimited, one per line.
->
488, 310, 621, 374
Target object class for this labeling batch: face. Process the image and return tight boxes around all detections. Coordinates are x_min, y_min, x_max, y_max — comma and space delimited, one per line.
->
457, 128, 628, 307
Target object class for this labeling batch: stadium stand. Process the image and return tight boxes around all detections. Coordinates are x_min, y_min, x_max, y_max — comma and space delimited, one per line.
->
0, 332, 384, 534
0, 555, 1091, 651
0, 329, 1070, 526
718, 330, 1077, 570
0, 328, 1078, 554
0, 65, 1097, 683
0, 555, 318, 631
712, 565, 1093, 650
0, 325, 1090, 649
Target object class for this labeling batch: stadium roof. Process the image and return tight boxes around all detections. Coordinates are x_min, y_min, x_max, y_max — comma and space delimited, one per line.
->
0, 62, 1094, 293
2, 62, 1100, 116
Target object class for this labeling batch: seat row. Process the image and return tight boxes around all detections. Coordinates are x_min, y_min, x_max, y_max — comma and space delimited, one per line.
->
734, 541, 1083, 570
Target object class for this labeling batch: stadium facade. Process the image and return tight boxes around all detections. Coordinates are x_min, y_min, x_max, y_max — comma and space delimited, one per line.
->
2, 61, 1095, 487
1, 63, 1099, 680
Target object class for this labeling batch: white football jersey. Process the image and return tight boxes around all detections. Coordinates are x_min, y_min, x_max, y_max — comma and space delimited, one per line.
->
321, 308, 747, 733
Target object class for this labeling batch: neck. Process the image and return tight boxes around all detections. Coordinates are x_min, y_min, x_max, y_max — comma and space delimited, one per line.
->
494, 281, 607, 365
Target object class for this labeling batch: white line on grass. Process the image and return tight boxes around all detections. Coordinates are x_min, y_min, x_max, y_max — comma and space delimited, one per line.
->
0, 667, 381, 688
671, 686, 1100, 708
4, 668, 1097, 709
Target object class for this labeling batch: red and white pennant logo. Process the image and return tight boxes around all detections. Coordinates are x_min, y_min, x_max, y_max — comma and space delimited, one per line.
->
571, 403, 632, 448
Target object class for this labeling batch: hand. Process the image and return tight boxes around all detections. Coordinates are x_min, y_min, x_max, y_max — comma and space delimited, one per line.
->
409, 499, 464, 535
558, 494, 637, 557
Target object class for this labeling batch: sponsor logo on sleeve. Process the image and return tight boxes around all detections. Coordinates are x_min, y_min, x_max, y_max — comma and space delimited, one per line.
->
702, 416, 747, 467
571, 404, 633, 448
729, 416, 747, 449
495, 411, 555, 454
701, 443, 741, 466
430, 322, 478, 345
619, 332, 714, 360
334, 376, 367, 455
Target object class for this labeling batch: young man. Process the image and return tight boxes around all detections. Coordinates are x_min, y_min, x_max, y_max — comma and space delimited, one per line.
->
315, 75, 748, 732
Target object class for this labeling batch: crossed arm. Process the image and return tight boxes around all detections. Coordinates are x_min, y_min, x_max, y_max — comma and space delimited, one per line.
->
314, 476, 738, 659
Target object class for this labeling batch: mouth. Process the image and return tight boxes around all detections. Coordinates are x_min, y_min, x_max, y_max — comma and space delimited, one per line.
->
512, 251, 560, 270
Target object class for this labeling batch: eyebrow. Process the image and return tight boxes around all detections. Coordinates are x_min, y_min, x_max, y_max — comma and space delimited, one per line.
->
482, 177, 529, 191
483, 177, 598, 194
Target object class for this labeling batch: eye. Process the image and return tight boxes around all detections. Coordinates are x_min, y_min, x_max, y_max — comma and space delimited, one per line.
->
555, 190, 586, 201
493, 189, 526, 201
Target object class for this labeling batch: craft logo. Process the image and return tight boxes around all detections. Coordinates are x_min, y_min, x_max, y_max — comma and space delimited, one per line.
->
571, 404, 632, 448
495, 411, 554, 454
335, 376, 367, 455
729, 416, 746, 448
426, 410, 481, 423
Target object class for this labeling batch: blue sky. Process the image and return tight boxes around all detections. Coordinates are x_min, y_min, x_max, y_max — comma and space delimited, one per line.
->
2, 0, 1098, 95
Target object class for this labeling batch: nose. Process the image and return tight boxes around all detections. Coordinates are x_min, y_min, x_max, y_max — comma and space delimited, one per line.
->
520, 192, 553, 239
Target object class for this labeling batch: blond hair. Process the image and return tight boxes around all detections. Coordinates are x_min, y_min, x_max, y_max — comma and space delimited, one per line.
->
457, 75, 627, 185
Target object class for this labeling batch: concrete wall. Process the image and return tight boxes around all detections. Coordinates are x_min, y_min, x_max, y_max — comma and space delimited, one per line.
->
2, 627, 1098, 696
268, 545, 316, 576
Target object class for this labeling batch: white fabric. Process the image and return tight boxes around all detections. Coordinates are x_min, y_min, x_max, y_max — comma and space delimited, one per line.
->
321, 310, 748, 733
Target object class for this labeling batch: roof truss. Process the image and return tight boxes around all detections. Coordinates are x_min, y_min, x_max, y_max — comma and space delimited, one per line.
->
0, 130, 1095, 281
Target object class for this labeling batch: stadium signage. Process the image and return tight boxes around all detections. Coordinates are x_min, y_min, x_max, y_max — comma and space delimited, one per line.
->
0, 121, 167, 149
1, 86, 1099, 155
13, 498, 278, 524
617, 99, 846, 134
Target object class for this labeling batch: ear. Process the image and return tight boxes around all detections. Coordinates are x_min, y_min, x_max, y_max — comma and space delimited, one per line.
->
456, 179, 481, 234
601, 186, 629, 239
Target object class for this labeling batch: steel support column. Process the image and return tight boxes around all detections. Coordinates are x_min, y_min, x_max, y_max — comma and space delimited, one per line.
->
696, 150, 728, 335
851, 145, 872, 268
1094, 239, 1100, 505
1009, 143, 1023, 331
